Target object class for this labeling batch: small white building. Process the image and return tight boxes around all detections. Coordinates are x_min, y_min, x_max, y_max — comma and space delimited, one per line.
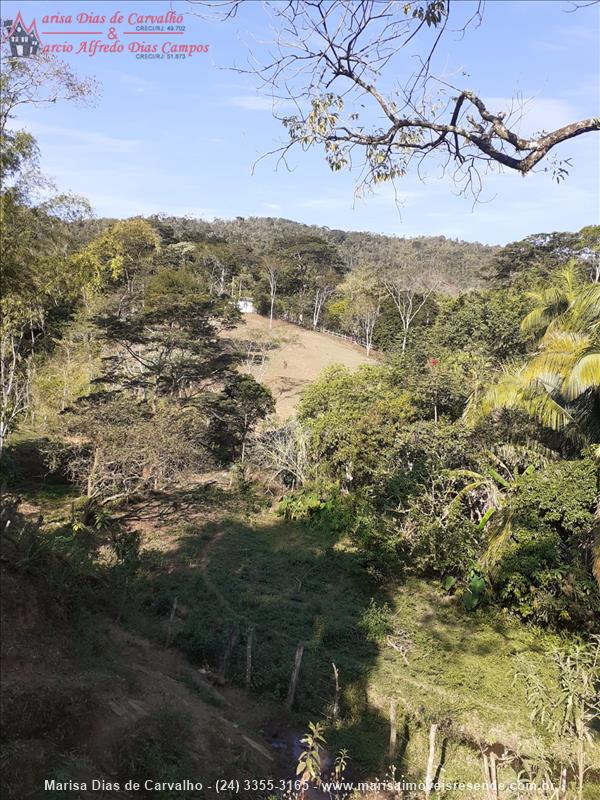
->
237, 297, 255, 314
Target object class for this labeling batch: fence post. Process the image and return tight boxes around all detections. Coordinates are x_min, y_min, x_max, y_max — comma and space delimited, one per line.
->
489, 752, 498, 799
332, 662, 340, 723
482, 752, 491, 799
245, 625, 254, 689
389, 699, 398, 760
285, 642, 305, 711
165, 596, 178, 647
219, 624, 239, 683
424, 723, 438, 797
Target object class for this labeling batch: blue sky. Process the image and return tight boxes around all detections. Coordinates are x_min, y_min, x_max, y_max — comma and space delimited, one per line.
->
4, 0, 599, 244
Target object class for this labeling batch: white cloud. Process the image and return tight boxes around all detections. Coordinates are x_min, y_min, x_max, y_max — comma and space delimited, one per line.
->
262, 202, 281, 211
229, 95, 276, 111
481, 96, 580, 135
228, 95, 295, 112
18, 120, 143, 154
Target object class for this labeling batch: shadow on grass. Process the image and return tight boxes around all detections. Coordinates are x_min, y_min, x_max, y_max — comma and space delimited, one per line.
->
1, 447, 570, 782
124, 503, 399, 774
3, 437, 76, 495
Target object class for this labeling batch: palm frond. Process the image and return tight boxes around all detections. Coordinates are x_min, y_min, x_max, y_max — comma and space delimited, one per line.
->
520, 263, 586, 337
566, 283, 600, 331
473, 365, 574, 432
521, 303, 562, 335
564, 351, 600, 399
479, 511, 514, 571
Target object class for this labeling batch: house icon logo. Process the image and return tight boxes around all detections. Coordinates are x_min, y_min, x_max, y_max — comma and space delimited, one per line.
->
3, 12, 41, 57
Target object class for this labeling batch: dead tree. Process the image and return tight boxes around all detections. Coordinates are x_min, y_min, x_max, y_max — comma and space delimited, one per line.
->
265, 262, 278, 329
383, 266, 440, 353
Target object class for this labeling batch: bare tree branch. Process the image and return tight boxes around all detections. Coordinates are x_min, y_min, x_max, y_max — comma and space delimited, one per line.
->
190, 0, 600, 200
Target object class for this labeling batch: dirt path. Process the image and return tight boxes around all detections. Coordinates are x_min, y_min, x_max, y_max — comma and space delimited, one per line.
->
198, 526, 237, 617
83, 623, 285, 788
224, 313, 375, 417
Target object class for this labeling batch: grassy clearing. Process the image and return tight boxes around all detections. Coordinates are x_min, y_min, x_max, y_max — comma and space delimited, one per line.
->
224, 312, 374, 417
132, 512, 383, 710
128, 506, 584, 786
5, 451, 597, 794
370, 578, 559, 748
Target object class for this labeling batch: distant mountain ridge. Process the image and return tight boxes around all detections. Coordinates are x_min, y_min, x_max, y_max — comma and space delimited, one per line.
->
207, 216, 498, 293
75, 215, 596, 296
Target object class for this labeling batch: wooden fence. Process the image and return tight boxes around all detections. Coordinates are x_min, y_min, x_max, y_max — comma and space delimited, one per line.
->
279, 315, 369, 350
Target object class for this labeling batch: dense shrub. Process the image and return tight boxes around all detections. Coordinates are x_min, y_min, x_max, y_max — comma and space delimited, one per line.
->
298, 365, 415, 489
276, 484, 357, 535
492, 459, 600, 629
495, 528, 599, 628
401, 501, 482, 579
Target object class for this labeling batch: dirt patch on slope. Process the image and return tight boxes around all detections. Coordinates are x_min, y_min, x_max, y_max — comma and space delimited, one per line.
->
225, 314, 375, 417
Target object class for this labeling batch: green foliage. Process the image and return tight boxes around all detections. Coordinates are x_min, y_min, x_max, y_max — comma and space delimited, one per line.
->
206, 373, 275, 463
358, 599, 392, 642
402, 494, 482, 579
6, 36, 600, 794
492, 228, 599, 286
115, 705, 194, 797
297, 722, 327, 782
516, 636, 600, 796
400, 348, 489, 421
509, 458, 597, 538
462, 574, 487, 612
298, 364, 414, 488
49, 257, 272, 497
492, 459, 599, 629
277, 490, 331, 521
74, 217, 160, 289
473, 265, 600, 444
277, 483, 352, 528
424, 288, 533, 360
1, 492, 140, 620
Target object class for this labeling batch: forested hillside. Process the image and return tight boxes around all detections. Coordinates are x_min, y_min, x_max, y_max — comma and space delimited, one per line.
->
2, 44, 600, 800
208, 216, 498, 292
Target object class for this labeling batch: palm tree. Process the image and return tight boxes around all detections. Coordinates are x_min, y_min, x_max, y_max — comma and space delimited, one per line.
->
467, 269, 600, 586
468, 275, 600, 442
520, 261, 583, 338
